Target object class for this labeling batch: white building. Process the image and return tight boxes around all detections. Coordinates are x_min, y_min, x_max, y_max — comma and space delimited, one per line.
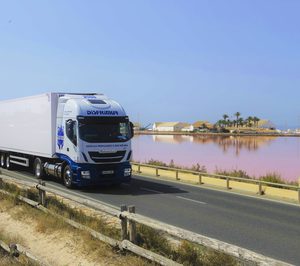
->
181, 124, 194, 132
153, 122, 193, 132
257, 120, 276, 129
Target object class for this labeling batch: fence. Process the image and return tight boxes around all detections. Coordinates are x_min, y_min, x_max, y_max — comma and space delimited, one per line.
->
132, 162, 300, 203
0, 170, 292, 266
0, 238, 50, 266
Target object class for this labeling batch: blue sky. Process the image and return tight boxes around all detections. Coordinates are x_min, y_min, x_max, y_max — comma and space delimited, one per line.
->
1, 0, 300, 128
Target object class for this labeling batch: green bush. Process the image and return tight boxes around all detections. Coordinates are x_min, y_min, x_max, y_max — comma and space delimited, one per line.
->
147, 159, 168, 167
259, 172, 284, 184
215, 169, 251, 179
136, 225, 173, 257
173, 241, 203, 265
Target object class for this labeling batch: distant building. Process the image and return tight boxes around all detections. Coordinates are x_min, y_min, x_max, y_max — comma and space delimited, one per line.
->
133, 122, 141, 130
181, 123, 194, 132
153, 122, 193, 132
193, 120, 213, 130
257, 120, 276, 130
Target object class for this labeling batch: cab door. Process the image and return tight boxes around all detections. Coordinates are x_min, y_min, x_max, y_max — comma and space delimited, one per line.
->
63, 119, 78, 162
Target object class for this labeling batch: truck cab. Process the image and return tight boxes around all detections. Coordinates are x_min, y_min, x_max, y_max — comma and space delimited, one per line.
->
46, 93, 134, 187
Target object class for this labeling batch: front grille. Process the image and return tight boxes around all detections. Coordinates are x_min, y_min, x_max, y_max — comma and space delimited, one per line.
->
88, 151, 126, 163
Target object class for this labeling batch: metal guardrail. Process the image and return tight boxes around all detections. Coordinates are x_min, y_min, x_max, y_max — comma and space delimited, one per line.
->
132, 162, 300, 203
0, 176, 178, 266
0, 172, 292, 266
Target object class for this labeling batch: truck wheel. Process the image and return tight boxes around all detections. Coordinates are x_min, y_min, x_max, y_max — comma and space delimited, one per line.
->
63, 165, 73, 188
6, 155, 12, 170
0, 154, 6, 168
33, 158, 44, 179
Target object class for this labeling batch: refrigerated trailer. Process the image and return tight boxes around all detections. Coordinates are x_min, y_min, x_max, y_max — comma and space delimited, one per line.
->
0, 93, 134, 188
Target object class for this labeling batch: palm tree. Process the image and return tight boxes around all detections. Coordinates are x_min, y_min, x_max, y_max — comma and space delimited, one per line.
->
253, 116, 260, 128
216, 120, 226, 128
234, 112, 241, 127
223, 114, 229, 120
232, 119, 237, 128
238, 118, 244, 127
245, 116, 253, 127
222, 114, 229, 127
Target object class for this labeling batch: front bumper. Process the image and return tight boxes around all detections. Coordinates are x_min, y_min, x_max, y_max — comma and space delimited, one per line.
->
71, 162, 132, 187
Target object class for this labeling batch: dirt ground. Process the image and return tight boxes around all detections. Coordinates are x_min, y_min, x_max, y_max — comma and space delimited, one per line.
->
0, 197, 149, 266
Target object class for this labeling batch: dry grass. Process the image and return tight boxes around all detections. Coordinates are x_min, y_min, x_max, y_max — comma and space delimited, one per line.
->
0, 249, 38, 266
46, 196, 120, 239
0, 193, 15, 211
0, 229, 25, 247
78, 231, 152, 266
0, 249, 21, 266
0, 181, 239, 266
0, 232, 38, 266
0, 189, 153, 266
136, 225, 238, 266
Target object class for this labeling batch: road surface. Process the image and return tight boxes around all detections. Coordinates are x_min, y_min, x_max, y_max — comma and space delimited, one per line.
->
3, 170, 300, 265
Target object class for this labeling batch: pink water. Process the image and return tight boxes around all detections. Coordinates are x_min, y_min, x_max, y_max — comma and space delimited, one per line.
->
132, 135, 300, 181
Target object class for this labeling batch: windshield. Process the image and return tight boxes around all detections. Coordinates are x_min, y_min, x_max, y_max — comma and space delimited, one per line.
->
79, 122, 132, 143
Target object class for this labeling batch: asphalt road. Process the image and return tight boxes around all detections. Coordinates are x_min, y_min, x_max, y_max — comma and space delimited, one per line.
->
4, 171, 300, 265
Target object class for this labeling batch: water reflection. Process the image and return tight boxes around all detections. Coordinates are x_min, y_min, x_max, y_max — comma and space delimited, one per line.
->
133, 135, 299, 181
152, 135, 277, 155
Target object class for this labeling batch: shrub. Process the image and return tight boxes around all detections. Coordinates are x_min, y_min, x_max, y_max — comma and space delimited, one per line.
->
136, 225, 173, 257
259, 172, 284, 184
191, 163, 207, 173
147, 159, 167, 167
215, 169, 251, 179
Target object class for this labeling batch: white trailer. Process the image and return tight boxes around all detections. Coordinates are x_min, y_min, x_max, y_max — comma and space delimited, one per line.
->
0, 93, 133, 188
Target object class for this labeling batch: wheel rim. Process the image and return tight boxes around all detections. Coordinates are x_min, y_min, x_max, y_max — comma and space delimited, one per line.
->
64, 169, 72, 186
35, 163, 41, 177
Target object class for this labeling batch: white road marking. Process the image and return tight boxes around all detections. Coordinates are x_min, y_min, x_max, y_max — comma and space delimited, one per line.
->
176, 196, 206, 205
141, 187, 164, 194
136, 175, 300, 208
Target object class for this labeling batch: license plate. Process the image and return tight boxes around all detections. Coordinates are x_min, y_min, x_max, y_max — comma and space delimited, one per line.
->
102, 170, 114, 175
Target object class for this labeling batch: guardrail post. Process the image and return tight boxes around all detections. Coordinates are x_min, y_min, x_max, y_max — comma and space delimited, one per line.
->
226, 177, 231, 189
120, 205, 128, 240
137, 165, 141, 173
198, 174, 203, 185
9, 243, 19, 257
176, 170, 179, 180
155, 168, 159, 177
38, 180, 46, 206
128, 205, 137, 244
258, 181, 263, 195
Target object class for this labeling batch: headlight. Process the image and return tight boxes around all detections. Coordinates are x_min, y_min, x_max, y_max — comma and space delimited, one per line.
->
124, 168, 131, 177
81, 170, 91, 179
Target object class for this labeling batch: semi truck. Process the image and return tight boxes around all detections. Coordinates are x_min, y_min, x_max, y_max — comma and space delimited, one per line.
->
0, 93, 134, 188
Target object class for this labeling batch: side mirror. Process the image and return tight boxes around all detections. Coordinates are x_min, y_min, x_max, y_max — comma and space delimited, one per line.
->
130, 122, 134, 138
66, 120, 77, 146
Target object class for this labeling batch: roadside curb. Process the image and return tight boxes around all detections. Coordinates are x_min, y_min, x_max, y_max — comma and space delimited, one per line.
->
133, 171, 300, 208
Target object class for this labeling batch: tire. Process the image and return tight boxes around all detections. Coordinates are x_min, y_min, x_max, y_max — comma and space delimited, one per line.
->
33, 158, 45, 179
63, 165, 73, 188
0, 154, 6, 168
6, 155, 12, 170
